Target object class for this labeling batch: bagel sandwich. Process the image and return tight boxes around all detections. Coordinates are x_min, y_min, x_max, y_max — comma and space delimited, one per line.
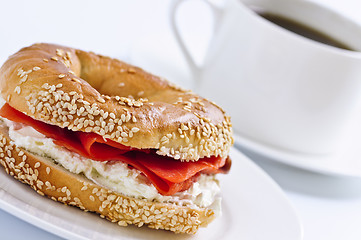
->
0, 43, 233, 234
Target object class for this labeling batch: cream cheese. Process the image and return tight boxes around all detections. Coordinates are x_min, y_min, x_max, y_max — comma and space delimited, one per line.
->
1, 115, 221, 213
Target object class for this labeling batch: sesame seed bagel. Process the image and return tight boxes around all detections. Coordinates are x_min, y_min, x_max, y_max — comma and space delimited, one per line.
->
0, 43, 233, 161
0, 122, 215, 234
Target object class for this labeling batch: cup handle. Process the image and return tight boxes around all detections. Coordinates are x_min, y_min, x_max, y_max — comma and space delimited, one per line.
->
169, 0, 224, 90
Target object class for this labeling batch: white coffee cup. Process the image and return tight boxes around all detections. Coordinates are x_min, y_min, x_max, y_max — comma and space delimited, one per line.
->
170, 0, 361, 155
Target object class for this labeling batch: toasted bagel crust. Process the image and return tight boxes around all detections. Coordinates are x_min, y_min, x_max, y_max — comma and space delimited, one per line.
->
0, 123, 215, 234
0, 43, 233, 161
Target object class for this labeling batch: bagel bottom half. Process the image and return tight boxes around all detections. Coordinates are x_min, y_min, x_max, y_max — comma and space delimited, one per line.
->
0, 118, 216, 234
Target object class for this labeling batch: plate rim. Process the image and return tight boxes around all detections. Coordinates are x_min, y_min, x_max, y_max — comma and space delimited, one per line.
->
0, 192, 86, 240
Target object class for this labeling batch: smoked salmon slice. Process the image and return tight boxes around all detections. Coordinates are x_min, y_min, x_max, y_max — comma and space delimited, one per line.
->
0, 103, 230, 195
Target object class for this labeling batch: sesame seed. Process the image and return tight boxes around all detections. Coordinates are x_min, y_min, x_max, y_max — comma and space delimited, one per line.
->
14, 86, 21, 94
58, 74, 66, 79
120, 132, 128, 138
72, 78, 81, 83
128, 68, 136, 73
97, 97, 106, 103
17, 70, 24, 77
131, 127, 139, 133
56, 49, 64, 56
20, 75, 28, 83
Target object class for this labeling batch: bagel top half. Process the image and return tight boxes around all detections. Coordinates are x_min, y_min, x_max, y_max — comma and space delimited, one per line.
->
0, 43, 233, 161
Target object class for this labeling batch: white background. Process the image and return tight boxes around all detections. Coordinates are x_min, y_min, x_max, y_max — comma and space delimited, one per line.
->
0, 0, 361, 239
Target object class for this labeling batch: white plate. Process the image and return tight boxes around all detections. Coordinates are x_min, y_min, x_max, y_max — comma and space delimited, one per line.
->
234, 112, 361, 178
0, 148, 302, 240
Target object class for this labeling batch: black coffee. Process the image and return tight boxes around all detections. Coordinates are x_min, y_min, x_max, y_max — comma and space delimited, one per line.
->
257, 11, 354, 51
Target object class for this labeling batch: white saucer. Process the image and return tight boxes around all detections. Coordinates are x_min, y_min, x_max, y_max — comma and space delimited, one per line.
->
0, 148, 303, 240
234, 121, 361, 178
